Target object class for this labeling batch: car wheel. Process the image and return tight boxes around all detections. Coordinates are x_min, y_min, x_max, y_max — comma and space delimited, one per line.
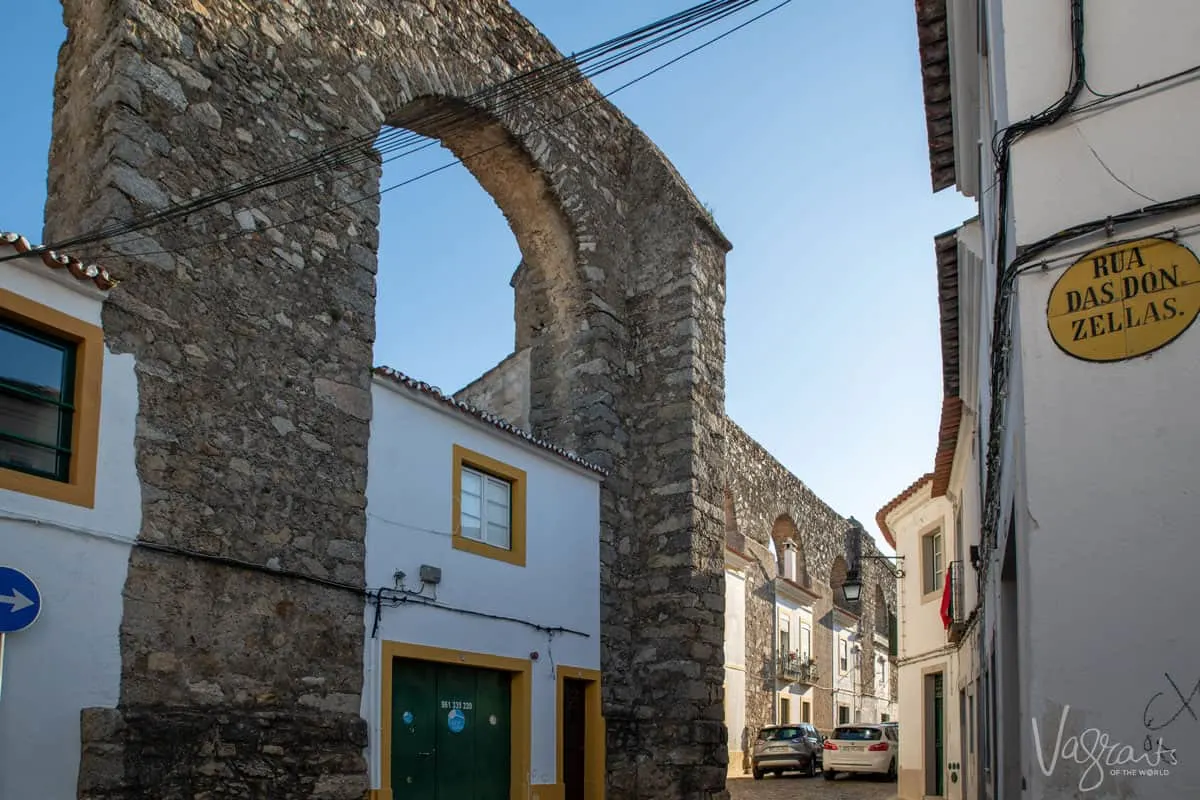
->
807, 756, 817, 777
887, 759, 897, 781
824, 769, 837, 781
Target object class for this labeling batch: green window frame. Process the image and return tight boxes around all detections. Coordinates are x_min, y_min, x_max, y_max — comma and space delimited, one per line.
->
0, 316, 78, 483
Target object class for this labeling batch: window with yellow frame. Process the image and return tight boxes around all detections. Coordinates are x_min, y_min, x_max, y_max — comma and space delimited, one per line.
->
451, 444, 527, 567
0, 290, 103, 508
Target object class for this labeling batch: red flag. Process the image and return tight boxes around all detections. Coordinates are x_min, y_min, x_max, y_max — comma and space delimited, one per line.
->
939, 569, 953, 629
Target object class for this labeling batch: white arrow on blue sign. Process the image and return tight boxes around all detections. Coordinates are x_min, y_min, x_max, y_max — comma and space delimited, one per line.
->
0, 567, 41, 634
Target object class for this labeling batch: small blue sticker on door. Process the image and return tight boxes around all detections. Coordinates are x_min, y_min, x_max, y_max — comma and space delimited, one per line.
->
402, 711, 414, 725
447, 708, 466, 734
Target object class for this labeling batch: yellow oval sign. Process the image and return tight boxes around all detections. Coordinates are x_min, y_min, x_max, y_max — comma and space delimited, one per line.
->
1046, 237, 1200, 362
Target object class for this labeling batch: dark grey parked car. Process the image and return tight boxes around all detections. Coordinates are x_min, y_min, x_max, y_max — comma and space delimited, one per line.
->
751, 723, 823, 779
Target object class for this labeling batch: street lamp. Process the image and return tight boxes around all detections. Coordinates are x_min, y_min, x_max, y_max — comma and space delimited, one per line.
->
841, 516, 904, 605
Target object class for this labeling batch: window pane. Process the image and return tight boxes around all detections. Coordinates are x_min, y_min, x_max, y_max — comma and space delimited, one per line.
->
0, 393, 65, 449
0, 322, 69, 400
461, 468, 482, 497
485, 476, 510, 504
487, 521, 511, 549
460, 510, 483, 542
0, 434, 60, 476
486, 498, 509, 525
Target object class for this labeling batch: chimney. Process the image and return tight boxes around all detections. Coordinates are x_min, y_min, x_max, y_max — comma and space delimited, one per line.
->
784, 541, 797, 581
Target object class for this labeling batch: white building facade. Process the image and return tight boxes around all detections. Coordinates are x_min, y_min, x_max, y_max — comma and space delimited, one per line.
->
910, 0, 1200, 797
775, 580, 817, 727
724, 546, 751, 775
362, 368, 604, 800
0, 237, 134, 800
881, 474, 978, 800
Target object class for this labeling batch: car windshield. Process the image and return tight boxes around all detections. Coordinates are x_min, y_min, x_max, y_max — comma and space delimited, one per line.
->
833, 726, 882, 741
763, 726, 805, 741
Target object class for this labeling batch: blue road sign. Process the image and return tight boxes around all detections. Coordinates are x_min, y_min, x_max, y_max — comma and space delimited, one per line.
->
0, 567, 41, 634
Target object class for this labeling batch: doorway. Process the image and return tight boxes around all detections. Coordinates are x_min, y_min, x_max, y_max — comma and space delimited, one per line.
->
391, 658, 512, 799
924, 671, 945, 796
562, 678, 587, 800
557, 667, 603, 800
381, 643, 531, 800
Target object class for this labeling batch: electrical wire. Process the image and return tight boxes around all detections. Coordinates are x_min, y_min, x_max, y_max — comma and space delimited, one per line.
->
1012, 196, 1200, 270
15, 0, 770, 260
978, 0, 1085, 572
70, 0, 763, 258
0, 509, 590, 641
50, 0, 757, 249
64, 0, 793, 265
1079, 62, 1200, 107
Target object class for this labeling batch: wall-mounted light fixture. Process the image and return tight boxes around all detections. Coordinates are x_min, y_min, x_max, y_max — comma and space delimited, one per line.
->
842, 516, 905, 604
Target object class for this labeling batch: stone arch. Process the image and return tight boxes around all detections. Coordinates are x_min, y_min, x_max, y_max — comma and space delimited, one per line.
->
830, 554, 851, 612
874, 583, 890, 638
770, 513, 809, 586
50, 3, 731, 799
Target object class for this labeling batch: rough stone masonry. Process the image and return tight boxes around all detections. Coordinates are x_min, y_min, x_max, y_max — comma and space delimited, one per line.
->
48, 0, 731, 797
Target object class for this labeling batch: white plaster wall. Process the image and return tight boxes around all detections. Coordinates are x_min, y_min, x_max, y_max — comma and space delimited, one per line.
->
725, 568, 746, 668
897, 660, 924, 792
1015, 220, 1200, 797
0, 260, 140, 800
724, 567, 748, 769
725, 667, 747, 767
361, 379, 602, 789
890, 491, 956, 661
1000, 0, 1200, 244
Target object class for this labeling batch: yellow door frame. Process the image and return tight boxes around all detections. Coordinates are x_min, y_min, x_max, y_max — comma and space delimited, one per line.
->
554, 666, 605, 800
377, 641, 532, 800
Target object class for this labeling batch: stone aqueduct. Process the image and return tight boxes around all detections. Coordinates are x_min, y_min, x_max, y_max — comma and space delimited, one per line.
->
46, 1, 894, 796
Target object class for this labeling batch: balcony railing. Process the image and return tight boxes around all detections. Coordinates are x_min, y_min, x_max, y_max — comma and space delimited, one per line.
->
947, 560, 966, 643
777, 652, 819, 685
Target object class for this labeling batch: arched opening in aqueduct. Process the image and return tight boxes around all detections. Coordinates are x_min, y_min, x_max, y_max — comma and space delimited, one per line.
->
46, 2, 732, 798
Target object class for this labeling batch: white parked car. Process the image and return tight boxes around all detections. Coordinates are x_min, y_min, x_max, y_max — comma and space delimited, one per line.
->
822, 723, 898, 781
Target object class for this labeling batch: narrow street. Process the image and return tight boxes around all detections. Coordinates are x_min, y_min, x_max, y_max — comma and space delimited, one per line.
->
728, 774, 897, 800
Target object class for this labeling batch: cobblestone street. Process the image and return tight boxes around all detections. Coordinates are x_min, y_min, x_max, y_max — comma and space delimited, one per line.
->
728, 774, 897, 800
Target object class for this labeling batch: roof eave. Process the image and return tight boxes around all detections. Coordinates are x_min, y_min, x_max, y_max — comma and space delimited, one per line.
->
916, 0, 956, 192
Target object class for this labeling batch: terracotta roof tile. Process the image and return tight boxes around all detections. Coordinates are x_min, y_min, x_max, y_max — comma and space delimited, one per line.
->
936, 229, 960, 398
1, 232, 119, 291
372, 366, 608, 477
931, 397, 964, 498
875, 473, 934, 549
931, 229, 962, 497
915, 0, 956, 191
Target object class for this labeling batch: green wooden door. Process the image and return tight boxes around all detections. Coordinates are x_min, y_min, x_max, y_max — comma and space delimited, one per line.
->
393, 659, 439, 800
473, 667, 512, 800
392, 658, 511, 799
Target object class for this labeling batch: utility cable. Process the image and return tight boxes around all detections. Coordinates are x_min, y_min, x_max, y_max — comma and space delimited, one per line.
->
0, 509, 589, 640
979, 0, 1085, 568
67, 0, 793, 264
15, 0, 766, 258
64, 0, 766, 258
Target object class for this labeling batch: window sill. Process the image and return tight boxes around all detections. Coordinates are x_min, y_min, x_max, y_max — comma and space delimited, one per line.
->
452, 531, 526, 567
0, 466, 96, 508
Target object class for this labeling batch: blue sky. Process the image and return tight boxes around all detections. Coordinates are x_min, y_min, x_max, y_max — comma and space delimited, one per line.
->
0, 1, 975, 551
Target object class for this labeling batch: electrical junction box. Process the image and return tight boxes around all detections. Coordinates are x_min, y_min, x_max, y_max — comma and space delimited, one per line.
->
419, 565, 442, 585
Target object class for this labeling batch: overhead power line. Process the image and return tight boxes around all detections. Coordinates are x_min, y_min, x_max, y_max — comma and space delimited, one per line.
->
61, 0, 792, 265
18, 0, 774, 259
